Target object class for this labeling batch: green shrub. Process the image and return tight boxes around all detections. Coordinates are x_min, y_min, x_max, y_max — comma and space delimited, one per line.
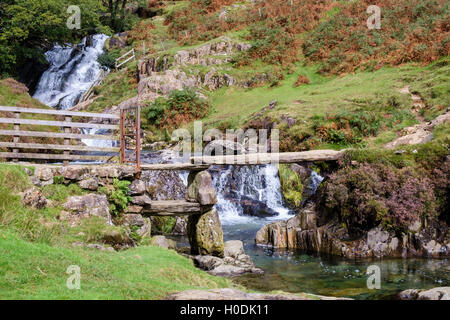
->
97, 51, 118, 70
42, 183, 85, 203
143, 89, 209, 128
279, 164, 303, 207
151, 216, 176, 235
99, 179, 132, 216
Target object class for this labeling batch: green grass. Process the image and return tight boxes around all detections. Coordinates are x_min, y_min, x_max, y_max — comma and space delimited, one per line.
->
0, 164, 233, 299
0, 229, 230, 299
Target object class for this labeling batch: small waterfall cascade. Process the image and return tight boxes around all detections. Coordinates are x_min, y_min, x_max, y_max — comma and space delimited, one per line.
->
212, 165, 292, 225
33, 34, 108, 110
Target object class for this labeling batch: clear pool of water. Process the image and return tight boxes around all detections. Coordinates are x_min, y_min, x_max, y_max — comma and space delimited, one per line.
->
223, 222, 450, 300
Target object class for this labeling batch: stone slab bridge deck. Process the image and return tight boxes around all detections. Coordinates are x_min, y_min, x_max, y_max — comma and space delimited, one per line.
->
12, 149, 345, 216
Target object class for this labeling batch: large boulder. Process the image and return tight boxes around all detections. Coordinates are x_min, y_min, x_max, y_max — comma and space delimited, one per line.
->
63, 194, 112, 225
21, 187, 47, 209
186, 171, 217, 206
188, 209, 224, 257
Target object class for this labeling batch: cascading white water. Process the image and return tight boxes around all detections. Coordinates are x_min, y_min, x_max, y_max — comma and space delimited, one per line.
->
33, 34, 108, 110
33, 34, 116, 149
81, 128, 118, 148
212, 165, 292, 225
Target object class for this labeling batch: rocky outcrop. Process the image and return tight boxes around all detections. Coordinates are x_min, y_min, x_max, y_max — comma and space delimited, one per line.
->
167, 288, 351, 300
63, 194, 113, 226
399, 287, 450, 300
173, 38, 250, 67
385, 108, 449, 149
188, 209, 224, 257
135, 37, 252, 106
256, 205, 450, 259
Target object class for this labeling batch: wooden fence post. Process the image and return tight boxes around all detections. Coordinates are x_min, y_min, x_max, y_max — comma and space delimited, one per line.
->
63, 116, 72, 166
136, 105, 141, 172
13, 112, 20, 162
120, 108, 125, 164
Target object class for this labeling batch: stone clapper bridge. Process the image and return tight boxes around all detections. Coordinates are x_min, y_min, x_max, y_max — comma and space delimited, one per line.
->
0, 105, 344, 254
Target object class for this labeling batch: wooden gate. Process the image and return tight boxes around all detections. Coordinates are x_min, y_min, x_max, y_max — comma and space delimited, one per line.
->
0, 106, 121, 165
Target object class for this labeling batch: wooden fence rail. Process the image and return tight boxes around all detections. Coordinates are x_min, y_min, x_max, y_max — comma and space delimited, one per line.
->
0, 106, 121, 165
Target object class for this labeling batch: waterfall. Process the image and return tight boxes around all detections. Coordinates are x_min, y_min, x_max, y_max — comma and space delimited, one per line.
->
212, 165, 292, 225
33, 34, 108, 110
81, 128, 118, 149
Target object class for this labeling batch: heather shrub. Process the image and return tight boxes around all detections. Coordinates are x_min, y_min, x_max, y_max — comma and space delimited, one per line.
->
237, 0, 333, 66
313, 110, 383, 145
293, 74, 310, 87
319, 163, 437, 235
303, 0, 450, 74
166, 0, 246, 45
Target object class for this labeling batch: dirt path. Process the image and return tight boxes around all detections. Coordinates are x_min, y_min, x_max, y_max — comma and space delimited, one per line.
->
384, 86, 449, 149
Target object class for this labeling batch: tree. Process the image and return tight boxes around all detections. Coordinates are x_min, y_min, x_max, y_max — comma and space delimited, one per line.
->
102, 0, 129, 32
0, 0, 107, 76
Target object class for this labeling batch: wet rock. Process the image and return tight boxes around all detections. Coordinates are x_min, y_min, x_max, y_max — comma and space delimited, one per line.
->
193, 240, 262, 277
238, 196, 278, 218
399, 287, 450, 300
150, 235, 177, 250
78, 178, 98, 191
63, 194, 112, 225
129, 179, 146, 195
289, 164, 311, 183
186, 171, 217, 206
188, 209, 224, 257
21, 187, 47, 209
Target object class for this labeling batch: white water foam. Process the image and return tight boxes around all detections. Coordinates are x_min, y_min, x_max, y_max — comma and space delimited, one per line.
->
33, 34, 108, 110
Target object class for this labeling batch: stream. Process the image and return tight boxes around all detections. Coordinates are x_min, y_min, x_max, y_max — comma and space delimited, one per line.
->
32, 35, 450, 300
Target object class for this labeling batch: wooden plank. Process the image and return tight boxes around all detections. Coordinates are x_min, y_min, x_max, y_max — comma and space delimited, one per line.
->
0, 142, 120, 153
0, 152, 113, 161
0, 106, 120, 119
190, 150, 345, 165
0, 130, 118, 141
143, 200, 204, 215
63, 116, 71, 166
13, 112, 20, 163
140, 163, 210, 171
0, 118, 118, 130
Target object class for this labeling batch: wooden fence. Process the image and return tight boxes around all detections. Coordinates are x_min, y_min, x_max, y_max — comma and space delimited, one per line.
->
0, 106, 121, 165
115, 49, 136, 70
